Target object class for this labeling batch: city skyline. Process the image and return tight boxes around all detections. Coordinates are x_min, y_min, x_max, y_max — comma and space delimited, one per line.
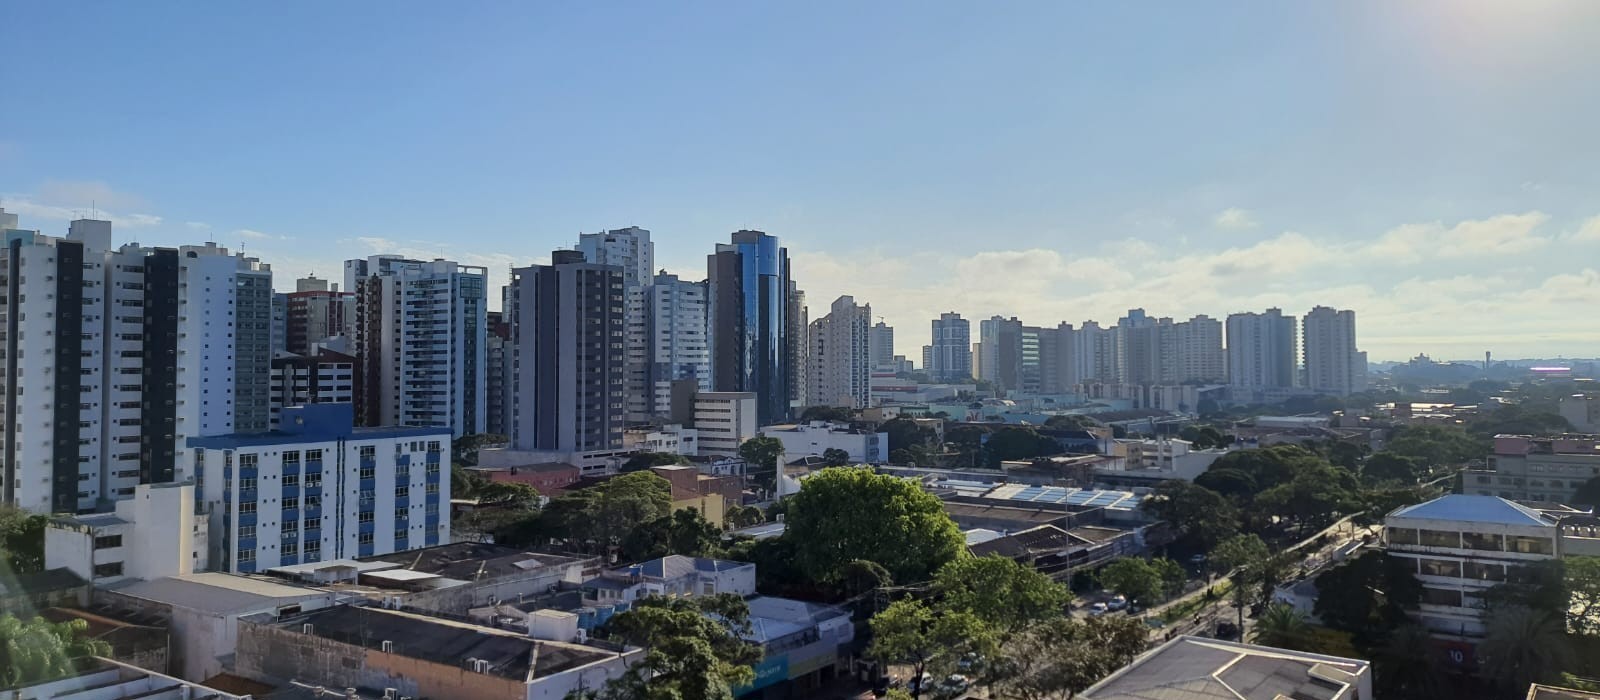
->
5, 2, 1600, 359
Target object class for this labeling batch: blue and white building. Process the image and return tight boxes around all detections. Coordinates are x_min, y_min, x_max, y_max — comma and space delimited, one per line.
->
187, 404, 450, 574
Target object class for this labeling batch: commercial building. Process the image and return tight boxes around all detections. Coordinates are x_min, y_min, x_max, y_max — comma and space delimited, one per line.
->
868, 320, 894, 369
694, 391, 758, 457
645, 272, 709, 417
268, 542, 591, 615
760, 421, 888, 465
578, 227, 654, 423
739, 596, 854, 696
708, 230, 794, 425
45, 482, 209, 585
268, 348, 357, 428
1384, 494, 1571, 640
1080, 635, 1372, 700
1561, 394, 1600, 433
807, 295, 873, 409
1464, 434, 1600, 503
650, 464, 741, 524
922, 312, 972, 382
237, 604, 640, 700
1226, 308, 1298, 395
346, 255, 487, 436
1302, 306, 1363, 396
186, 404, 451, 574
282, 275, 355, 355
0, 658, 260, 700
505, 251, 626, 453
581, 554, 756, 604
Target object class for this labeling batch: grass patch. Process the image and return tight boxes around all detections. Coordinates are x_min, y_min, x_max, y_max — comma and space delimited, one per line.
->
1160, 580, 1232, 624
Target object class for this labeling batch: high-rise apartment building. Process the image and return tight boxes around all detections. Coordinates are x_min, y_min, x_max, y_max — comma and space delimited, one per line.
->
978, 316, 1022, 391
1072, 320, 1117, 384
1302, 306, 1361, 396
1039, 323, 1078, 393
505, 251, 625, 452
269, 349, 358, 428
283, 275, 355, 356
787, 282, 808, 410
708, 230, 793, 426
868, 321, 895, 369
484, 310, 513, 437
922, 312, 972, 382
578, 227, 654, 422
1226, 308, 1298, 392
646, 272, 709, 417
345, 256, 487, 436
1165, 314, 1225, 383
1114, 309, 1162, 386
807, 296, 873, 409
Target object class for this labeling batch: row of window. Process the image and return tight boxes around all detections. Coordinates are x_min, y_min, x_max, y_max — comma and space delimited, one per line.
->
1387, 528, 1555, 555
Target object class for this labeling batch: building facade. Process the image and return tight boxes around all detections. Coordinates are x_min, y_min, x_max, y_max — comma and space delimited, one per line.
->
695, 392, 758, 457
1464, 434, 1600, 503
1302, 305, 1362, 396
282, 281, 355, 356
506, 251, 626, 453
1226, 308, 1298, 394
923, 312, 972, 382
187, 404, 451, 574
761, 422, 888, 465
868, 320, 894, 369
578, 227, 655, 423
346, 255, 487, 435
707, 230, 793, 425
268, 349, 358, 428
646, 272, 709, 417
45, 482, 209, 585
807, 295, 873, 409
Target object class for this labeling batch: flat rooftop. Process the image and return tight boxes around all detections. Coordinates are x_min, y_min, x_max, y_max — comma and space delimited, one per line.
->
275, 605, 615, 680
1082, 635, 1368, 700
357, 542, 585, 580
112, 573, 329, 615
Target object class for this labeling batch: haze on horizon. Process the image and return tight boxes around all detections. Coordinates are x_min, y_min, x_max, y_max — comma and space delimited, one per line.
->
3, 1, 1599, 362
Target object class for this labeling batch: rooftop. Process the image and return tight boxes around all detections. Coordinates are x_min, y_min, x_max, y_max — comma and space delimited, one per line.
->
610, 555, 752, 581
112, 573, 330, 615
1528, 684, 1600, 700
1082, 635, 1369, 700
187, 404, 449, 449
356, 542, 584, 580
742, 596, 850, 644
271, 605, 616, 681
0, 567, 88, 596
1388, 494, 1557, 527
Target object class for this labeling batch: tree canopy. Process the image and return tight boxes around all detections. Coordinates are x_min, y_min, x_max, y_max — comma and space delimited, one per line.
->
985, 427, 1063, 464
620, 508, 723, 562
738, 436, 786, 489
0, 507, 47, 575
932, 555, 1072, 633
1143, 480, 1239, 551
821, 448, 852, 466
1313, 550, 1421, 647
1361, 452, 1423, 485
0, 615, 110, 687
784, 467, 966, 583
1097, 558, 1166, 605
1385, 425, 1483, 470
588, 594, 761, 700
869, 599, 997, 700
988, 615, 1149, 700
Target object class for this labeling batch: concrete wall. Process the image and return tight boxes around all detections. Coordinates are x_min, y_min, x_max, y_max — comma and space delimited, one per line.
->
397, 564, 580, 615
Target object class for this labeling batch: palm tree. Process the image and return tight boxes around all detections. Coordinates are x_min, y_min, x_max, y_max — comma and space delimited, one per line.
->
1251, 603, 1314, 651
1479, 605, 1574, 696
0, 615, 109, 686
1373, 624, 1446, 700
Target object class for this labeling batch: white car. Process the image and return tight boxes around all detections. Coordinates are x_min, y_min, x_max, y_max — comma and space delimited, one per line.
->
909, 672, 934, 693
1087, 602, 1109, 616
1107, 595, 1128, 611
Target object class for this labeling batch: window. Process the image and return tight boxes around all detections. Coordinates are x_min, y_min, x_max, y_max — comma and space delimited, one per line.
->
282, 520, 299, 535
283, 473, 299, 487
305, 495, 321, 509
1418, 530, 1459, 548
394, 485, 408, 498
238, 549, 255, 563
359, 466, 375, 480
93, 534, 123, 550
240, 477, 257, 491
1509, 536, 1554, 555
306, 449, 323, 462
1462, 532, 1503, 552
1421, 587, 1463, 608
239, 501, 257, 514
283, 497, 299, 510
425, 483, 439, 495
427, 441, 441, 452
306, 541, 322, 557
395, 507, 408, 521
425, 463, 440, 476
282, 542, 299, 557
360, 489, 374, 503
93, 562, 124, 578
358, 532, 374, 545
359, 511, 375, 524
240, 453, 257, 468
284, 450, 300, 465
305, 472, 322, 488
1387, 528, 1418, 546
1464, 561, 1506, 581
425, 503, 439, 515
1418, 558, 1462, 578
395, 529, 407, 541
360, 445, 375, 458
240, 524, 256, 540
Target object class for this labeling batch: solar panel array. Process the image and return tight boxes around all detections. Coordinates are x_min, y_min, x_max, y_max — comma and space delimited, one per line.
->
1002, 485, 1145, 510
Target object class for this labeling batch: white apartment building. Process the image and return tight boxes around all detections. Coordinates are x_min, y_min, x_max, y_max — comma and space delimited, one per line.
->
868, 321, 895, 369
647, 272, 709, 417
1071, 320, 1118, 384
761, 421, 888, 465
1226, 308, 1299, 399
695, 392, 757, 457
622, 424, 700, 456
175, 242, 275, 439
346, 255, 487, 436
807, 296, 872, 409
45, 482, 209, 585
578, 227, 655, 422
268, 349, 357, 428
1302, 306, 1363, 396
187, 404, 451, 574
1164, 314, 1225, 383
1385, 494, 1564, 639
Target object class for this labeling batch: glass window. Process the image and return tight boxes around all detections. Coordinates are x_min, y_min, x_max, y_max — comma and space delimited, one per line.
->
93, 562, 124, 578
1387, 528, 1419, 546
238, 549, 255, 563
1462, 532, 1503, 552
1464, 561, 1506, 581
1418, 558, 1462, 578
1421, 587, 1463, 607
1419, 530, 1459, 548
1509, 536, 1554, 555
93, 534, 123, 549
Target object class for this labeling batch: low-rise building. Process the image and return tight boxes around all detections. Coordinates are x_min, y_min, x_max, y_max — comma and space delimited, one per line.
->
695, 391, 758, 457
1464, 434, 1600, 503
0, 658, 257, 700
0, 569, 89, 616
1081, 635, 1372, 700
45, 482, 209, 586
581, 555, 756, 605
623, 424, 699, 456
464, 463, 582, 495
760, 421, 888, 465
650, 465, 742, 524
478, 446, 636, 477
1095, 438, 1228, 486
186, 403, 451, 574
94, 572, 340, 682
740, 596, 854, 696
236, 604, 640, 700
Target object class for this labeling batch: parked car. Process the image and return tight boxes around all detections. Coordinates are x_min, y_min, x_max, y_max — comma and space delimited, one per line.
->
937, 674, 970, 696
1088, 602, 1109, 616
957, 652, 983, 672
1107, 594, 1128, 611
909, 672, 935, 693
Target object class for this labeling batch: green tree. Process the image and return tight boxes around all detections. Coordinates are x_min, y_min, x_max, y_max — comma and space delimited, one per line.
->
1385, 425, 1483, 470
989, 615, 1148, 700
595, 594, 761, 700
799, 405, 854, 422
620, 508, 723, 562
1567, 556, 1600, 635
1254, 464, 1362, 531
1098, 558, 1164, 605
473, 481, 543, 508
1362, 452, 1422, 484
724, 505, 765, 529
1044, 414, 1099, 431
1252, 604, 1315, 651
834, 559, 893, 598
1143, 480, 1239, 551
621, 452, 688, 472
0, 507, 48, 574
933, 555, 1073, 633
784, 467, 965, 583
882, 418, 936, 454
869, 599, 997, 700
453, 433, 509, 464
985, 427, 1062, 463
1193, 468, 1258, 502
821, 447, 852, 466
1479, 605, 1574, 696
1151, 557, 1187, 598
0, 615, 111, 687
738, 436, 786, 489
1372, 624, 1446, 700
591, 472, 674, 551
1212, 534, 1273, 629
1313, 551, 1421, 647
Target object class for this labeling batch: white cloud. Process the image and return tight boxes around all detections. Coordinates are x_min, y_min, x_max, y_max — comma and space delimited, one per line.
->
2, 181, 163, 229
1363, 212, 1550, 261
1214, 207, 1258, 230
234, 228, 287, 241
186, 221, 210, 231
35, 180, 148, 211
1571, 215, 1600, 242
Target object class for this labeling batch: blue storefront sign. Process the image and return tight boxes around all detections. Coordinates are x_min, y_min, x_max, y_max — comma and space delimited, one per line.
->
736, 656, 790, 695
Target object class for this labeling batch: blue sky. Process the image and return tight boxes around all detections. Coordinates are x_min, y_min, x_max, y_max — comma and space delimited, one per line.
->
4, 1, 1599, 360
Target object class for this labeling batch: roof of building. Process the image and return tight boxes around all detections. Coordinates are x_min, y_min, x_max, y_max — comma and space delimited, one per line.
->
726, 521, 786, 540
1082, 635, 1369, 700
941, 501, 1070, 527
274, 605, 615, 681
467, 462, 579, 474
969, 524, 1095, 558
112, 573, 329, 615
356, 542, 584, 580
1388, 494, 1557, 527
981, 483, 1148, 510
742, 596, 849, 644
617, 555, 752, 580
1528, 684, 1600, 700
964, 528, 1005, 545
0, 567, 88, 596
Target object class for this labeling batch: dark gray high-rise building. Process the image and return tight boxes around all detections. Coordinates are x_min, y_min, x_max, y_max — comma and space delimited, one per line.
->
708, 230, 792, 425
506, 250, 625, 452
923, 312, 972, 382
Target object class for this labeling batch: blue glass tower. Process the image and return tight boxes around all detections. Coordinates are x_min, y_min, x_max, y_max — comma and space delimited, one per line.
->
708, 230, 792, 425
